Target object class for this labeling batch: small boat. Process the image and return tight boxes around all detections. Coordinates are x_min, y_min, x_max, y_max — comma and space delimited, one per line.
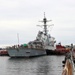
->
55, 43, 69, 55
0, 50, 9, 56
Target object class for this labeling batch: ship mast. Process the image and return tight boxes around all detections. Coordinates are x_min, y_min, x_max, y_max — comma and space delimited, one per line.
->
37, 12, 53, 35
43, 12, 47, 35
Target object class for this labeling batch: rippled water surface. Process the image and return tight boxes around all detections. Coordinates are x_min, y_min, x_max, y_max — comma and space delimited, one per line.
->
0, 56, 65, 75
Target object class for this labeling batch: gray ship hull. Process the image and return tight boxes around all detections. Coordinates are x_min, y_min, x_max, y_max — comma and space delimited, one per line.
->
7, 48, 46, 57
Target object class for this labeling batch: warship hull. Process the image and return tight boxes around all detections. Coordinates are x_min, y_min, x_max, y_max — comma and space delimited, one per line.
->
7, 14, 56, 57
46, 49, 66, 55
7, 48, 46, 57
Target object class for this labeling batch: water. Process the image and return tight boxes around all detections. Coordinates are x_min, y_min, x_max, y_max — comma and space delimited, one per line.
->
0, 56, 65, 75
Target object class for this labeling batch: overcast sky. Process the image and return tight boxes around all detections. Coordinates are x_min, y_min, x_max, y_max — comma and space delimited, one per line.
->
0, 0, 75, 47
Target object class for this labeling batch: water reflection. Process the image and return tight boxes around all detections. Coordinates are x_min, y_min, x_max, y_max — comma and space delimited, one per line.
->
36, 56, 64, 75
36, 57, 49, 75
4, 56, 64, 75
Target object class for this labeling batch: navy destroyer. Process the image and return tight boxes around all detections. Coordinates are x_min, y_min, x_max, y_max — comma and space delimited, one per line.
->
6, 13, 56, 57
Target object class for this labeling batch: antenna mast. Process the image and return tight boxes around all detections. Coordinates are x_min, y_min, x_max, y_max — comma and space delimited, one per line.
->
43, 12, 48, 35
17, 33, 19, 46
37, 12, 53, 35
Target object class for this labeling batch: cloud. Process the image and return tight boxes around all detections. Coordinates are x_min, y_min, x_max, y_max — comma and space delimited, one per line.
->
0, 0, 75, 46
